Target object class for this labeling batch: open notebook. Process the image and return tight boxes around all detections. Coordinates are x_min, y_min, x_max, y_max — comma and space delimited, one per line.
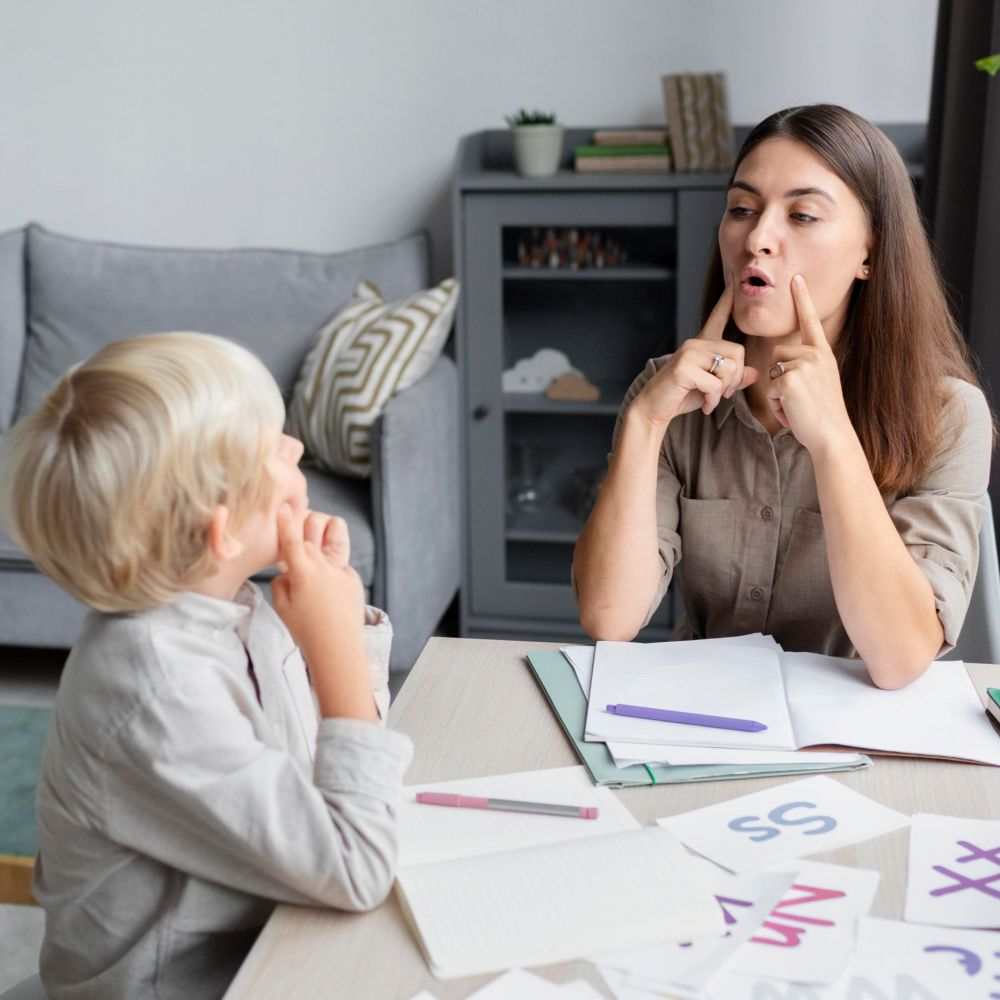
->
583, 636, 1000, 765
394, 766, 723, 979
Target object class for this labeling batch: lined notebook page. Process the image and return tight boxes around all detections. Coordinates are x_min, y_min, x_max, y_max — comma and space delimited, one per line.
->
585, 638, 796, 750
398, 766, 638, 869
395, 826, 724, 980
782, 653, 1000, 764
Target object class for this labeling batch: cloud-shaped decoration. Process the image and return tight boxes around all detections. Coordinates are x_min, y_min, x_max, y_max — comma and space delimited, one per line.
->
502, 348, 581, 393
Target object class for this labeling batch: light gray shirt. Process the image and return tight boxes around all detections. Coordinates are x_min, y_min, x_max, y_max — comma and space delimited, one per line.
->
33, 583, 413, 1000
615, 360, 993, 656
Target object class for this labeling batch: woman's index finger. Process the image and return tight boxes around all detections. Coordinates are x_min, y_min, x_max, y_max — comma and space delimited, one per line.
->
696, 278, 735, 341
791, 274, 828, 347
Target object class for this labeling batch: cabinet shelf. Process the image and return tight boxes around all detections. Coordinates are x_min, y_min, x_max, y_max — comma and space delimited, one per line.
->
502, 389, 624, 416
502, 266, 674, 282
506, 504, 583, 544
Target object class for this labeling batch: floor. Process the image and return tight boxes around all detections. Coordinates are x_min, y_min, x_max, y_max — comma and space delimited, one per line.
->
0, 597, 458, 988
0, 647, 61, 992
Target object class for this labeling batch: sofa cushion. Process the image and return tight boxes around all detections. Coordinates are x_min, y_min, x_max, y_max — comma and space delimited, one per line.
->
0, 228, 26, 432
17, 225, 429, 420
289, 277, 459, 477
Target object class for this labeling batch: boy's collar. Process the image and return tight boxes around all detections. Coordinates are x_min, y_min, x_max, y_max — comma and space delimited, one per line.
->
160, 582, 263, 632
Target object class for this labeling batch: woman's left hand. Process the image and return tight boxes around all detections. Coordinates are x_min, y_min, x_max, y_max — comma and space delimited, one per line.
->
765, 274, 854, 453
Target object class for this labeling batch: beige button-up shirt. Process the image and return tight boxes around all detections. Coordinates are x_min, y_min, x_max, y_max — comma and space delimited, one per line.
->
614, 358, 992, 657
34, 583, 413, 1000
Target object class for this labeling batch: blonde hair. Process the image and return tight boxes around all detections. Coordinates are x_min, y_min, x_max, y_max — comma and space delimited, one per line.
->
0, 332, 285, 611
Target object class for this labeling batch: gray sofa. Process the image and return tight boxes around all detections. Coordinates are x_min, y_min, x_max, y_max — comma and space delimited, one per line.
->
0, 224, 460, 673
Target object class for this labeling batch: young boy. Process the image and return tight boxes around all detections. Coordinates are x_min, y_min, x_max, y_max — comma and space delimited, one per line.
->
0, 333, 413, 1000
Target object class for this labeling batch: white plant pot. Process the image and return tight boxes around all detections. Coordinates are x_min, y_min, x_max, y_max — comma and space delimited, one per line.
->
511, 124, 565, 178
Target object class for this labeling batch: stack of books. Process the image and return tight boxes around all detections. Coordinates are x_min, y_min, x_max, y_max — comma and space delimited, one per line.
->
661, 72, 734, 172
573, 129, 672, 174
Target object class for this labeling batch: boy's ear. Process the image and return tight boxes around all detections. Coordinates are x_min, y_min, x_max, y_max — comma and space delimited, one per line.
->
208, 505, 245, 562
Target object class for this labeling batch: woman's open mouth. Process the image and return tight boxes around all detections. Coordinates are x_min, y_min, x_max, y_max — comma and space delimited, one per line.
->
740, 267, 775, 299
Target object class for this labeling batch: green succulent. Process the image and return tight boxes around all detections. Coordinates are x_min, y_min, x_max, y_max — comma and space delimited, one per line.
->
976, 53, 1000, 76
505, 109, 557, 127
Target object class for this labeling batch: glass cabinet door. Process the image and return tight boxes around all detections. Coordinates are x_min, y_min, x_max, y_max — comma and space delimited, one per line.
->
460, 191, 685, 638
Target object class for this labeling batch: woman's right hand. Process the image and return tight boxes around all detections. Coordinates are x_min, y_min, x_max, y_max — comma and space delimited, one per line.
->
629, 279, 759, 429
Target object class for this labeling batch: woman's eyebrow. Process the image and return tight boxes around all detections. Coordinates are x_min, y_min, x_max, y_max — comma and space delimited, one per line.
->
728, 180, 835, 203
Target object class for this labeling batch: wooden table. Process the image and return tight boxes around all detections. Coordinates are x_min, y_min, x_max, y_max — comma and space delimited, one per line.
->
225, 637, 1000, 1000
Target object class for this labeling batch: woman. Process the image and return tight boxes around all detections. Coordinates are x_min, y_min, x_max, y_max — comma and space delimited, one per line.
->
572, 104, 993, 689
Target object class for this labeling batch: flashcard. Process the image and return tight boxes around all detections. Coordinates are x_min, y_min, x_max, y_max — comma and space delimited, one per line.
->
723, 860, 879, 985
656, 776, 910, 873
851, 916, 1000, 999
595, 867, 796, 999
706, 969, 849, 1000
465, 969, 605, 999
904, 813, 1000, 930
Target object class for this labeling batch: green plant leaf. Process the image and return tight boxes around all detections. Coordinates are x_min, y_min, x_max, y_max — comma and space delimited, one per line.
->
975, 53, 1000, 76
504, 107, 557, 126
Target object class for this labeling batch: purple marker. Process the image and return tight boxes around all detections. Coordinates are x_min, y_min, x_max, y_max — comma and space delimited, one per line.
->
606, 703, 768, 733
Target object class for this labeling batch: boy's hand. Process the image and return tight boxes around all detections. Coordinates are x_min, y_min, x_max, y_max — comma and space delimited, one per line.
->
271, 505, 366, 665
303, 511, 352, 573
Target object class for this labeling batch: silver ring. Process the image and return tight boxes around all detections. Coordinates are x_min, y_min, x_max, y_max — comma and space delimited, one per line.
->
768, 361, 786, 380
709, 354, 724, 376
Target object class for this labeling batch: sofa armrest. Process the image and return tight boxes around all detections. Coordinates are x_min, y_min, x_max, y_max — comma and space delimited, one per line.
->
370, 355, 460, 672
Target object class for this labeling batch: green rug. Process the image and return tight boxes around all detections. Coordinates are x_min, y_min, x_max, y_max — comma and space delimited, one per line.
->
0, 705, 50, 858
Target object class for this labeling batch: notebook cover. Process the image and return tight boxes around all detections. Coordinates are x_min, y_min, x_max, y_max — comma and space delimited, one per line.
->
525, 649, 870, 787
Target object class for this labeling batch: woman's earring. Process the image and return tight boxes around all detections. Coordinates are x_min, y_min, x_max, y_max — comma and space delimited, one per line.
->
863, 268, 870, 277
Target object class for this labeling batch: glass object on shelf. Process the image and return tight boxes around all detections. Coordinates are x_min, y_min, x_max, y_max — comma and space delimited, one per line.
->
515, 227, 630, 270
507, 440, 547, 517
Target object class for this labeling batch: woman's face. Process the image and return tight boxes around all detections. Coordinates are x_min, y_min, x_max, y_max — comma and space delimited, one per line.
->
719, 137, 871, 345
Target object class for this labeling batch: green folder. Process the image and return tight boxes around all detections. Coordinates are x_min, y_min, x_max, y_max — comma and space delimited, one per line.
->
526, 649, 871, 787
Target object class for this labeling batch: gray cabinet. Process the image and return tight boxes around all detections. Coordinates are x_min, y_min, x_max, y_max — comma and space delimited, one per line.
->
452, 128, 729, 643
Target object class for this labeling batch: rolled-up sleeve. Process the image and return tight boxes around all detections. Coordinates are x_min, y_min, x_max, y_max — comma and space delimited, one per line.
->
363, 605, 393, 720
889, 380, 993, 652
609, 356, 683, 625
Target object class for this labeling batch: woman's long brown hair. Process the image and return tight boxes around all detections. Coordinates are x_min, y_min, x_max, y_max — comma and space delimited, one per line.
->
700, 104, 989, 496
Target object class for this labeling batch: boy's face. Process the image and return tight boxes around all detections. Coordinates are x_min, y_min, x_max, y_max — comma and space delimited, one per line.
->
238, 433, 309, 572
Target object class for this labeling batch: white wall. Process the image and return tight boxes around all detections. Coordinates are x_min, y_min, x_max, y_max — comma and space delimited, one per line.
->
0, 0, 938, 278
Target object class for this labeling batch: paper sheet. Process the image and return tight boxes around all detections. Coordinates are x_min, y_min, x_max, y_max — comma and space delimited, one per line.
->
396, 826, 724, 980
904, 813, 1000, 929
560, 639, 779, 700
606, 741, 866, 769
656, 776, 910, 873
851, 916, 1000, 999
782, 652, 1000, 765
571, 639, 1000, 765
596, 866, 795, 998
398, 765, 639, 868
722, 860, 879, 984
585, 637, 796, 750
706, 969, 850, 1000
464, 968, 603, 999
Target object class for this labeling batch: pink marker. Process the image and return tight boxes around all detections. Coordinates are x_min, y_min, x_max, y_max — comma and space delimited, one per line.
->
415, 791, 598, 820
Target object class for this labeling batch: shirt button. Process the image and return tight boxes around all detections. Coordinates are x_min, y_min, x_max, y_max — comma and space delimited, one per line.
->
750, 586, 765, 601
760, 506, 773, 521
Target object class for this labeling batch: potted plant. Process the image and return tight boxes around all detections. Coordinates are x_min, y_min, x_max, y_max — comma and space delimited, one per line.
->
505, 109, 565, 178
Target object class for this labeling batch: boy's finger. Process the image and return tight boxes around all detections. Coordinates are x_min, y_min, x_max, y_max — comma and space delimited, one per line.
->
323, 516, 351, 566
303, 511, 329, 549
791, 274, 827, 348
277, 504, 306, 569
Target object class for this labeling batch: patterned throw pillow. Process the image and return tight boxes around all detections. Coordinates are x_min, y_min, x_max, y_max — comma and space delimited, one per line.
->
289, 277, 459, 477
